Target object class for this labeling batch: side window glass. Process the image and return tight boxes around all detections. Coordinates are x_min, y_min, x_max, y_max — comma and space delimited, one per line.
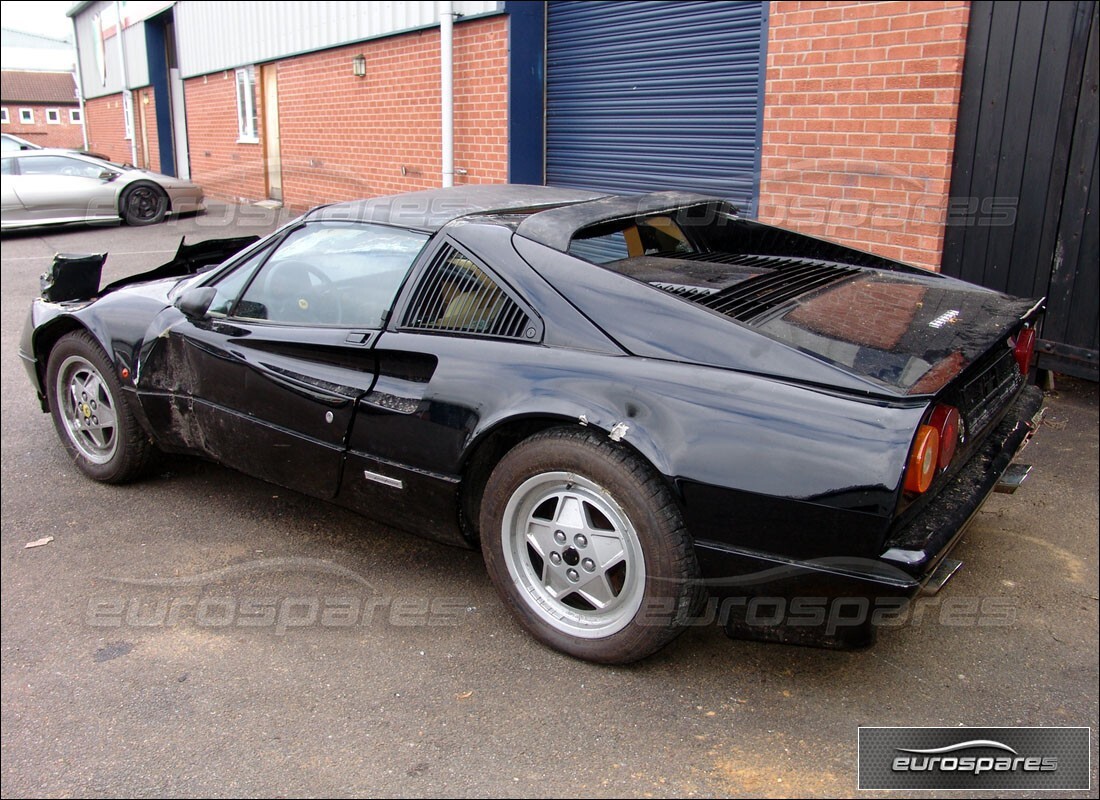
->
17, 155, 103, 179
234, 221, 428, 327
207, 243, 274, 316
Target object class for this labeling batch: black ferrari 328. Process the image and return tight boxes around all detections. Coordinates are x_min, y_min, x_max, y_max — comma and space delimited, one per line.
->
20, 186, 1044, 663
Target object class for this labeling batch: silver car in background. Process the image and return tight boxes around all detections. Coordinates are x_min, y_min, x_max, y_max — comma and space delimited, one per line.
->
1, 149, 204, 230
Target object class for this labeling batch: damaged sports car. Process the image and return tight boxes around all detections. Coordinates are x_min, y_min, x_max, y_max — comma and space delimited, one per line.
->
20, 185, 1044, 663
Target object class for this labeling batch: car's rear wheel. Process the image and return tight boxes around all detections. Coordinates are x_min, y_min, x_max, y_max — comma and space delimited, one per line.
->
120, 182, 168, 225
481, 427, 700, 664
46, 331, 153, 483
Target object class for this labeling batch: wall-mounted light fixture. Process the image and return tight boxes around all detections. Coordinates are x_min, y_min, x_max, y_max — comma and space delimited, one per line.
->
352, 54, 366, 78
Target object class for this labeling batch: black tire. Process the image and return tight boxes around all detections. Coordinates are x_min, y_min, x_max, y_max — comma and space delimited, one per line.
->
120, 181, 168, 226
45, 331, 154, 483
480, 426, 701, 664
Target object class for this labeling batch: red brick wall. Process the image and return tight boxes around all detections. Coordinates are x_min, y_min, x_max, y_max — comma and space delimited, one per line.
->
184, 15, 508, 209
184, 71, 267, 203
84, 93, 135, 164
452, 17, 509, 187
3, 103, 84, 149
760, 1, 970, 270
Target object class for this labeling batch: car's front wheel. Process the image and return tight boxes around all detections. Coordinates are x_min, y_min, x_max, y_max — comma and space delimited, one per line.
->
46, 331, 153, 483
481, 427, 701, 664
120, 182, 168, 225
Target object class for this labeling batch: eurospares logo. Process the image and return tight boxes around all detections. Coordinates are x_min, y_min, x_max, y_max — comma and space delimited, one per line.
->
893, 739, 1057, 775
858, 727, 1090, 790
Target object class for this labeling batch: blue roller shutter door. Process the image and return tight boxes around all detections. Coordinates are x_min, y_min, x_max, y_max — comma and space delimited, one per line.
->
546, 1, 767, 212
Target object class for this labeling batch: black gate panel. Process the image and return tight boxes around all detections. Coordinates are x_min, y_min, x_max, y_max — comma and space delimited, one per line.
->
942, 1, 1098, 380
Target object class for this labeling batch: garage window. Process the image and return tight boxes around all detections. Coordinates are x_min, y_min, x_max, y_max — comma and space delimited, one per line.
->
46, 109, 61, 125
1, 108, 8, 124
235, 67, 258, 143
19, 108, 33, 124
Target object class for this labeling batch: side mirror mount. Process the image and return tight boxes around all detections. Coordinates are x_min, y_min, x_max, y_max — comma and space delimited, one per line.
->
99, 169, 120, 182
174, 285, 217, 319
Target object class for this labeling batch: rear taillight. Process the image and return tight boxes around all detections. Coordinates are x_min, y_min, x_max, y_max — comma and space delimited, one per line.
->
1013, 327, 1037, 374
904, 424, 940, 495
928, 404, 960, 471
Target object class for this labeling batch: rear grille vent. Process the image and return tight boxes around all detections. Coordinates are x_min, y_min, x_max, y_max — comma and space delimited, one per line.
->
672, 251, 855, 271
402, 245, 533, 340
648, 282, 719, 299
689, 260, 861, 323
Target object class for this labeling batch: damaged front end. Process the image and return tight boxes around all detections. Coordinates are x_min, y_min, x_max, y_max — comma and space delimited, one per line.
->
39, 235, 259, 303
22, 235, 260, 410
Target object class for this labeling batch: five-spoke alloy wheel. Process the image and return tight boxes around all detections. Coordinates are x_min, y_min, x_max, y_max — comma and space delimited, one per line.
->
501, 471, 647, 639
46, 331, 153, 482
481, 427, 701, 664
54, 353, 119, 465
120, 182, 169, 226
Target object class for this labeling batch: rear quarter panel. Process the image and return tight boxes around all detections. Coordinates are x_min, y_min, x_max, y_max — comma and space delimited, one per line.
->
369, 331, 926, 561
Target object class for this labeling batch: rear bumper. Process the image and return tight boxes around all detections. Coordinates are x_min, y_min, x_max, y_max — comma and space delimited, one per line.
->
694, 385, 1044, 647
878, 384, 1044, 582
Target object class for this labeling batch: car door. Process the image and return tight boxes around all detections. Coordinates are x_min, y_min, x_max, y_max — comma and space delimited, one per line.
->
0, 157, 25, 222
146, 220, 430, 499
8, 154, 120, 223
335, 236, 546, 542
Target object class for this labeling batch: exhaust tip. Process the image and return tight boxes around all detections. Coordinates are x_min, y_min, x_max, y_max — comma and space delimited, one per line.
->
995, 463, 1033, 494
923, 558, 963, 595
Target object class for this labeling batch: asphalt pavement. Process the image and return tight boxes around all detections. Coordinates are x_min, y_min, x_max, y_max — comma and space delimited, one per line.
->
1, 205, 1097, 798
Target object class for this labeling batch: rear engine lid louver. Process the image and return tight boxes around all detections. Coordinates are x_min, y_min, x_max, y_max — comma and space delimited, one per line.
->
652, 256, 862, 323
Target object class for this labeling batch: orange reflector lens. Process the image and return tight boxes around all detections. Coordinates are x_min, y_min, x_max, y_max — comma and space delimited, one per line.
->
904, 424, 940, 494
928, 404, 960, 471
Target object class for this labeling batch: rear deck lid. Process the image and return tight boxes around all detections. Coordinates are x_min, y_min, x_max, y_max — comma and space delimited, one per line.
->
655, 254, 1039, 395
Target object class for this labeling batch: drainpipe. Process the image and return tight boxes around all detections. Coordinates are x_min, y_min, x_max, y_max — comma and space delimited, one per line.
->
70, 15, 89, 151
440, 1, 454, 188
115, 0, 137, 167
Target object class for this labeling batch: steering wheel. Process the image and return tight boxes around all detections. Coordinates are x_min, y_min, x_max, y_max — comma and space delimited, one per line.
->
264, 260, 341, 324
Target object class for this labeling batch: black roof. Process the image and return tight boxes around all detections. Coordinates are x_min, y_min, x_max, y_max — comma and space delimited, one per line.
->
305, 184, 735, 251
515, 191, 729, 250
306, 184, 607, 231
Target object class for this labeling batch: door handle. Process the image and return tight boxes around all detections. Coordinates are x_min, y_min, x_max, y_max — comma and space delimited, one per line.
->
345, 331, 373, 345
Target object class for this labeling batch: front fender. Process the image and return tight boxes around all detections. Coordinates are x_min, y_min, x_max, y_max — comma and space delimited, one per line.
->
21, 299, 98, 411
23, 287, 172, 441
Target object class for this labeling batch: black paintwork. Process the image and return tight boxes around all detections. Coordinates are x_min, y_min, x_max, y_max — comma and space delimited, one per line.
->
20, 186, 1044, 609
307, 183, 608, 231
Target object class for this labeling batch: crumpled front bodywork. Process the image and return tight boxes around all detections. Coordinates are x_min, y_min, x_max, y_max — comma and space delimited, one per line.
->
20, 235, 259, 410
39, 235, 260, 304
